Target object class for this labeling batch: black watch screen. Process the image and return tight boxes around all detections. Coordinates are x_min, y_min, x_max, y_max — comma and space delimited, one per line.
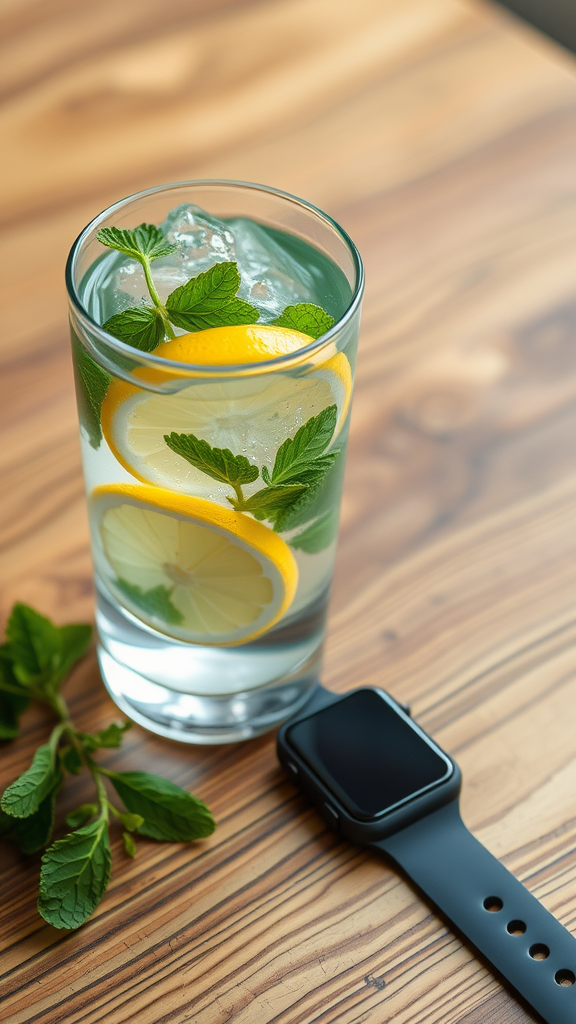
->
286, 688, 453, 820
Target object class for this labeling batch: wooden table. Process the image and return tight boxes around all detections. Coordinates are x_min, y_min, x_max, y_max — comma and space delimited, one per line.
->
1, 1, 576, 1020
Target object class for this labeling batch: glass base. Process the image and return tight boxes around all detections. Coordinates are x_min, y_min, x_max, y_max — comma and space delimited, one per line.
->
98, 647, 317, 743
95, 577, 326, 743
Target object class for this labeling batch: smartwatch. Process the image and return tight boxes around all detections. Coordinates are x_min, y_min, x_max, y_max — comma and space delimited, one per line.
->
277, 686, 576, 1024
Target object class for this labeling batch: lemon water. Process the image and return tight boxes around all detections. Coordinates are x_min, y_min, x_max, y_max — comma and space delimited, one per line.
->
73, 204, 357, 742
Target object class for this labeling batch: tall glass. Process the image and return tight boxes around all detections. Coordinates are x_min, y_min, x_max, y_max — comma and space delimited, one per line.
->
67, 181, 363, 743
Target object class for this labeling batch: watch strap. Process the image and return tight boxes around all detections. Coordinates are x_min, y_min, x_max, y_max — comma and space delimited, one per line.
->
375, 800, 576, 1023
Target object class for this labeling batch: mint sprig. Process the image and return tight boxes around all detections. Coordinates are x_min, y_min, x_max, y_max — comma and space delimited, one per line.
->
98, 223, 177, 345
98, 222, 260, 350
97, 221, 335, 354
0, 602, 216, 930
164, 404, 338, 532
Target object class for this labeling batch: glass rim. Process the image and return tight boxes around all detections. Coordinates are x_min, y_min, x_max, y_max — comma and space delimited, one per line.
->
65, 179, 364, 376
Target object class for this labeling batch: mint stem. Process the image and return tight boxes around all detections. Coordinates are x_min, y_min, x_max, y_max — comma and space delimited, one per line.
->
49, 691, 73, 725
49, 721, 68, 754
231, 481, 245, 507
106, 800, 124, 820
141, 258, 175, 340
95, 774, 110, 821
0, 680, 32, 698
33, 690, 107, 819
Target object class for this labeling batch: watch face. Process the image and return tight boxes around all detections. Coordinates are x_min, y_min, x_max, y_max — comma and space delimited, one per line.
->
286, 689, 453, 820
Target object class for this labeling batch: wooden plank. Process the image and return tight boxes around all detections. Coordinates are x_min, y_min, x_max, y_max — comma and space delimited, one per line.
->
1, 0, 575, 1020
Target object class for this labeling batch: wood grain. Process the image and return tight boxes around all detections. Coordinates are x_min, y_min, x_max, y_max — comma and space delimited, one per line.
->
1, 0, 576, 1020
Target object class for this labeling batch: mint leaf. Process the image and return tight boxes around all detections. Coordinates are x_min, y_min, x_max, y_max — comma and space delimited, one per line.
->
97, 224, 177, 263
58, 624, 92, 681
165, 262, 259, 331
272, 479, 326, 534
230, 483, 307, 518
38, 818, 111, 929
164, 433, 259, 488
6, 603, 61, 686
79, 721, 131, 751
254, 406, 339, 531
116, 580, 183, 626
168, 296, 259, 332
0, 693, 28, 740
273, 447, 345, 534
62, 745, 83, 774
65, 804, 98, 829
0, 646, 29, 739
119, 811, 144, 832
5, 605, 91, 692
290, 509, 340, 553
1, 743, 57, 818
106, 771, 215, 842
72, 331, 110, 450
269, 405, 338, 486
103, 306, 166, 352
0, 773, 61, 854
262, 453, 337, 490
270, 303, 335, 339
122, 831, 137, 857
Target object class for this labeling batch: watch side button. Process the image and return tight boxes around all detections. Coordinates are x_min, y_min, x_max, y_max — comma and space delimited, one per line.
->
323, 803, 339, 828
287, 761, 299, 776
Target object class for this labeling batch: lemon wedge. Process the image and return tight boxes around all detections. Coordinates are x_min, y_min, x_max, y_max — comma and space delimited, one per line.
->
91, 484, 298, 645
101, 325, 351, 500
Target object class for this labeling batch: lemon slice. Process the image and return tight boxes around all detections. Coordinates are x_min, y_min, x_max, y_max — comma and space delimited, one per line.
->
91, 484, 298, 645
101, 326, 352, 500
152, 323, 315, 365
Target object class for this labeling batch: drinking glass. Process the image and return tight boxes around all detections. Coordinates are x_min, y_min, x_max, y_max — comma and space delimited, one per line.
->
67, 181, 363, 743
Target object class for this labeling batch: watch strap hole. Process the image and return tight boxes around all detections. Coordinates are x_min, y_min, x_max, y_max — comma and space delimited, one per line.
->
507, 920, 526, 936
529, 943, 550, 961
483, 896, 503, 912
555, 969, 575, 986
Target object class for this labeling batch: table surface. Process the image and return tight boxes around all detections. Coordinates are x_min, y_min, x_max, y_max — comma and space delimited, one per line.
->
1, 1, 576, 1021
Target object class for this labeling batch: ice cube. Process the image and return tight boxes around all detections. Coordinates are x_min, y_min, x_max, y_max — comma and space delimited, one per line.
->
163, 205, 316, 318
163, 204, 237, 276
229, 217, 316, 317
115, 259, 189, 304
